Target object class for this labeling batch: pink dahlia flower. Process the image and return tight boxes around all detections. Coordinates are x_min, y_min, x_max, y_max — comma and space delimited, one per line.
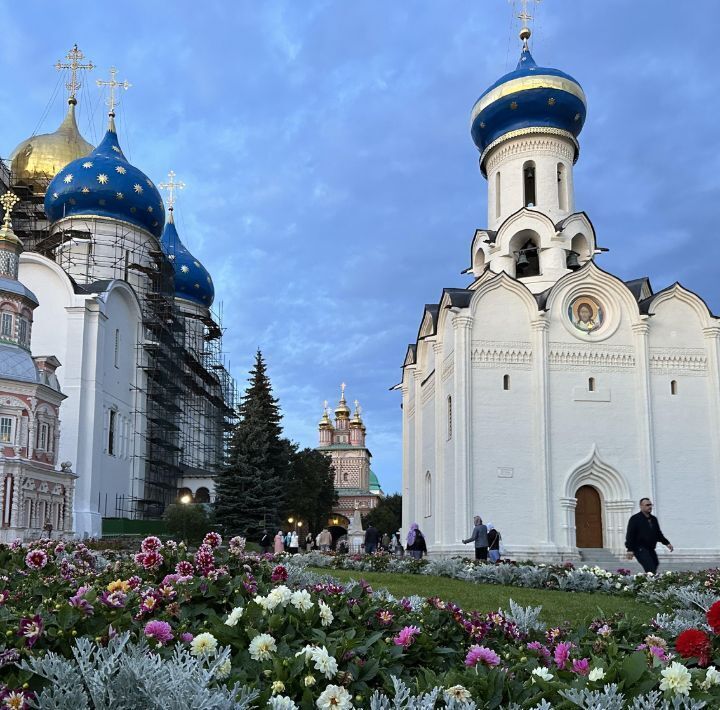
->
140, 535, 163, 552
554, 641, 574, 669
175, 561, 194, 576
393, 625, 421, 648
203, 531, 222, 548
572, 658, 590, 675
465, 645, 501, 667
18, 615, 44, 647
25, 549, 48, 570
144, 620, 174, 645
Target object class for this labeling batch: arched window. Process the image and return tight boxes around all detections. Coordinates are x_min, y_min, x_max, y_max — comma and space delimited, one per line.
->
523, 161, 536, 207
447, 395, 452, 440
503, 374, 510, 390
424, 471, 432, 517
195, 487, 210, 504
557, 163, 568, 211
495, 171, 501, 219
671, 380, 678, 395
0, 312, 13, 338
588, 377, 596, 392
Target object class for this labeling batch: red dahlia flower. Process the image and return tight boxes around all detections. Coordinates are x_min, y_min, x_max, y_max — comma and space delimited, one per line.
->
707, 601, 720, 634
675, 628, 711, 667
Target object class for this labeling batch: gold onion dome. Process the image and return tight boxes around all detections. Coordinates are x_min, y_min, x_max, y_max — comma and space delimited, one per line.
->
318, 409, 332, 428
335, 399, 350, 418
10, 100, 93, 190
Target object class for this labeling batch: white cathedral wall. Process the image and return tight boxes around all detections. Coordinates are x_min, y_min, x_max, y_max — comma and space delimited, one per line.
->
647, 297, 720, 558
19, 254, 142, 538
420, 372, 435, 544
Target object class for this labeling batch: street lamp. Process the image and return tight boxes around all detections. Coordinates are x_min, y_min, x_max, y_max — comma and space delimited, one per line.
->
180, 494, 192, 505
179, 494, 192, 542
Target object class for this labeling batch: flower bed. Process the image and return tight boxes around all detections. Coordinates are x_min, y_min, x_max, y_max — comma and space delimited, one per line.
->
0, 536, 719, 708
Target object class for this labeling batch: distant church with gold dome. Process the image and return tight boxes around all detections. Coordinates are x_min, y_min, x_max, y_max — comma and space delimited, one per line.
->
0, 45, 235, 538
316, 385, 384, 535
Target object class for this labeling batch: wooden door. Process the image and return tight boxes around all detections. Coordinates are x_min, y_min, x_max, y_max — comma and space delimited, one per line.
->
575, 485, 603, 548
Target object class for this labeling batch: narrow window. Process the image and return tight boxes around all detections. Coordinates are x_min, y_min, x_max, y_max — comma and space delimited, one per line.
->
557, 163, 568, 211
495, 171, 501, 219
108, 410, 116, 456
114, 329, 120, 368
671, 380, 678, 395
0, 417, 12, 443
39, 424, 48, 450
523, 161, 536, 207
588, 377, 596, 392
503, 374, 510, 390
447, 395, 452, 440
424, 471, 432, 517
1, 313, 12, 337
18, 319, 27, 346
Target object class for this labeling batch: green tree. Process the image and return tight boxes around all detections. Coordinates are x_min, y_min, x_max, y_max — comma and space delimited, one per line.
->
284, 447, 338, 536
363, 493, 402, 535
164, 503, 213, 544
214, 350, 289, 538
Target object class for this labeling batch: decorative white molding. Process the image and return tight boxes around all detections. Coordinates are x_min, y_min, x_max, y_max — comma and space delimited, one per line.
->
649, 348, 708, 375
441, 354, 454, 381
485, 134, 576, 174
471, 340, 533, 369
549, 342, 635, 370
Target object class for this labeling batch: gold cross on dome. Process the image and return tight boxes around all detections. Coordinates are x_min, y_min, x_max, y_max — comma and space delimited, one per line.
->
340, 382, 346, 399
516, 0, 541, 24
0, 191, 19, 230
159, 170, 186, 210
96, 66, 131, 115
323, 399, 329, 412
55, 44, 94, 101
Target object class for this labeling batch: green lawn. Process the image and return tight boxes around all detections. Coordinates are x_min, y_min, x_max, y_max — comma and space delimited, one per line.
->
310, 568, 656, 627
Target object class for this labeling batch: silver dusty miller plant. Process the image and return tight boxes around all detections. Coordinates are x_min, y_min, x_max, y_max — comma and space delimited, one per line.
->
20, 633, 257, 710
504, 599, 545, 634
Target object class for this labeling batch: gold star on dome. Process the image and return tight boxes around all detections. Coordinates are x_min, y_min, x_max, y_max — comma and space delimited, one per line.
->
82, 161, 93, 169
180, 265, 189, 273
146, 179, 153, 187
168, 254, 175, 261
133, 184, 143, 194
574, 113, 581, 121
147, 206, 153, 213
97, 174, 108, 184
194, 283, 200, 289
52, 192, 59, 199
206, 276, 211, 283
115, 166, 126, 174
510, 101, 518, 110
116, 192, 124, 200
548, 97, 556, 106
63, 174, 73, 184
81, 187, 90, 193
479, 122, 486, 128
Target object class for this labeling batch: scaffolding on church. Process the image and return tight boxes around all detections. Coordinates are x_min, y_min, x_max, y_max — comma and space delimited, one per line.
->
0, 161, 237, 520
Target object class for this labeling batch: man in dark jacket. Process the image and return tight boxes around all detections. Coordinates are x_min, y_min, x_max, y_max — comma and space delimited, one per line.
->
625, 498, 673, 573
259, 530, 271, 554
462, 515, 489, 561
364, 524, 380, 554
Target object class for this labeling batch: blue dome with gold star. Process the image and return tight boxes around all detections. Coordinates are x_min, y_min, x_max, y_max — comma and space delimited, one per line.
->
160, 212, 214, 308
44, 116, 164, 238
471, 46, 586, 175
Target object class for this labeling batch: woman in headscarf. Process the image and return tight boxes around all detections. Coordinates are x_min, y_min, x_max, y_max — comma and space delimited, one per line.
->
487, 523, 501, 563
406, 522, 427, 560
274, 530, 285, 555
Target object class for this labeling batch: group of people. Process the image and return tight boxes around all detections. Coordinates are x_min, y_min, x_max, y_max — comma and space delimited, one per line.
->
463, 516, 502, 562
259, 528, 334, 555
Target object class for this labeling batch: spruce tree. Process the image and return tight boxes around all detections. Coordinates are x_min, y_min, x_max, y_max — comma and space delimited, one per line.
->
215, 350, 289, 538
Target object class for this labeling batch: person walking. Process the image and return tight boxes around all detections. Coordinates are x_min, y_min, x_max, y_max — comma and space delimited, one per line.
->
487, 523, 501, 563
259, 530, 272, 554
364, 524, 380, 554
289, 530, 299, 554
462, 516, 489, 561
625, 498, 673, 573
406, 523, 427, 559
381, 532, 390, 551
273, 530, 285, 555
305, 531, 314, 551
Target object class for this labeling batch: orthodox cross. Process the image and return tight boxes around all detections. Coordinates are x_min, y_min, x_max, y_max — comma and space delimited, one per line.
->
514, 0, 541, 45
55, 44, 94, 102
159, 171, 186, 211
96, 66, 131, 115
323, 399, 329, 414
340, 382, 347, 399
0, 191, 19, 230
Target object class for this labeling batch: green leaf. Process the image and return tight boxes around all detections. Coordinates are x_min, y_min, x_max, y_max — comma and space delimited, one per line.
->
620, 651, 647, 687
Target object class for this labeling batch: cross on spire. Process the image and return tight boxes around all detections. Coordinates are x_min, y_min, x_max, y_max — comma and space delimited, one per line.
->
0, 192, 19, 230
159, 170, 186, 211
55, 44, 95, 103
340, 382, 347, 400
513, 0, 541, 46
96, 66, 131, 116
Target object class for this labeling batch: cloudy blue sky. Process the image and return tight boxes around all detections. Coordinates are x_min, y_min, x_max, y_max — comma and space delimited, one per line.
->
2, 2, 718, 494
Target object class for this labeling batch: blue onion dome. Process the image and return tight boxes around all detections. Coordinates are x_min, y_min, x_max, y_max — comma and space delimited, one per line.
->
160, 210, 214, 308
44, 114, 165, 238
471, 45, 586, 175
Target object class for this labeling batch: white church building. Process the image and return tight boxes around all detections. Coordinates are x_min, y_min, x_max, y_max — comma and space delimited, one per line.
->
397, 25, 720, 564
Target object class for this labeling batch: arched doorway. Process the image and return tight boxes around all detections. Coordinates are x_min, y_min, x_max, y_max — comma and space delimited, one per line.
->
575, 485, 603, 548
